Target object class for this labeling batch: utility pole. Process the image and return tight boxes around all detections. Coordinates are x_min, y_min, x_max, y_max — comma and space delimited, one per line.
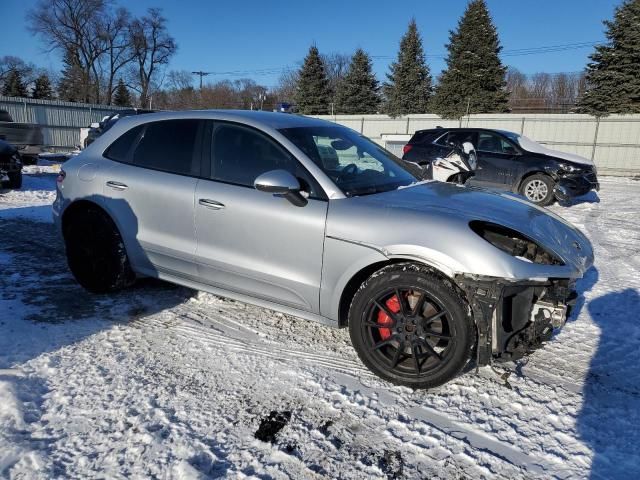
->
191, 71, 211, 90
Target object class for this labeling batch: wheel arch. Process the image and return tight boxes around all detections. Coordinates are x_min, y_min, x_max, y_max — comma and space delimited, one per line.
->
337, 258, 464, 327
517, 170, 555, 192
61, 199, 114, 238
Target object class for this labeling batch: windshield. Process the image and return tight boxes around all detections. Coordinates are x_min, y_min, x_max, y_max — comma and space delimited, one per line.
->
498, 130, 548, 152
279, 125, 419, 197
499, 130, 521, 143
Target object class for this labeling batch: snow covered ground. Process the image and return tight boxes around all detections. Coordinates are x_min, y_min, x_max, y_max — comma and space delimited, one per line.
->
1, 167, 639, 479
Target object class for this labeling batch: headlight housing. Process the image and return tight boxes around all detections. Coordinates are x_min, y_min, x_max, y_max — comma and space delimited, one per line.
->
557, 163, 583, 174
469, 221, 564, 266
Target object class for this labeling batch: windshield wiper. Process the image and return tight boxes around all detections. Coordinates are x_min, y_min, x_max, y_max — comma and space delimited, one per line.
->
346, 183, 402, 197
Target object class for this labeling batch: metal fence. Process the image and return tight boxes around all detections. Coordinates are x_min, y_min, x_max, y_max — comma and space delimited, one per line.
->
0, 95, 129, 150
1, 95, 639, 176
316, 113, 640, 176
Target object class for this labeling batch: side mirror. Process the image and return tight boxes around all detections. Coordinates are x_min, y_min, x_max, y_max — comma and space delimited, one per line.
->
254, 169, 307, 207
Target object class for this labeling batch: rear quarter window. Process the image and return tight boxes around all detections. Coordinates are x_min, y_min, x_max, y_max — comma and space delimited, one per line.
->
132, 119, 202, 176
410, 131, 441, 144
103, 125, 144, 162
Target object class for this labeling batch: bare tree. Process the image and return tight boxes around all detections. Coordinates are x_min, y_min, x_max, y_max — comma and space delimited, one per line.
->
27, 0, 109, 103
505, 67, 529, 110
167, 70, 194, 91
527, 72, 552, 110
550, 73, 575, 112
99, 7, 135, 105
273, 68, 299, 103
321, 52, 351, 97
129, 8, 177, 108
0, 56, 38, 92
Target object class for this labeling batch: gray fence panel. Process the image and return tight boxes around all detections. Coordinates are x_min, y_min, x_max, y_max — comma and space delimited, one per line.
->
0, 96, 129, 149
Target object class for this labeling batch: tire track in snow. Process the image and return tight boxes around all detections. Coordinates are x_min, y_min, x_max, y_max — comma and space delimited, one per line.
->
132, 312, 376, 378
131, 306, 581, 477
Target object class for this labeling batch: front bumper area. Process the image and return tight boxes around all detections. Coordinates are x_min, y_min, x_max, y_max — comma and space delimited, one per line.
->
456, 276, 577, 365
554, 170, 599, 201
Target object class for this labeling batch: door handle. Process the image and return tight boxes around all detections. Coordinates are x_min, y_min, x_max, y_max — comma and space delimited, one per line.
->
106, 180, 128, 191
198, 198, 225, 210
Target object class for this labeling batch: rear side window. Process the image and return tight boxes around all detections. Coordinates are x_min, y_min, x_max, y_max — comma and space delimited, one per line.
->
410, 131, 440, 144
434, 130, 477, 147
132, 120, 203, 176
104, 125, 143, 162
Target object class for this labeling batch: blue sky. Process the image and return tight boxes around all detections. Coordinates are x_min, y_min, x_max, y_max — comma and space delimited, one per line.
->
1, 0, 621, 88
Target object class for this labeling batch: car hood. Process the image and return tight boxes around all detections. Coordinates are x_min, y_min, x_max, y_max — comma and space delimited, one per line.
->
517, 136, 594, 166
334, 181, 594, 276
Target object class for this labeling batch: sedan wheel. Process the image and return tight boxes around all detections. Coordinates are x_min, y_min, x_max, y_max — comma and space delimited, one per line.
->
349, 264, 475, 389
521, 174, 555, 206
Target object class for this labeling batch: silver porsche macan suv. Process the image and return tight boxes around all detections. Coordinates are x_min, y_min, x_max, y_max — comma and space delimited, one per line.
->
53, 110, 594, 388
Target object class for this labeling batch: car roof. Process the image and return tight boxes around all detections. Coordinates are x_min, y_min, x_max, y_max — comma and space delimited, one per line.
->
114, 109, 333, 130
414, 127, 516, 135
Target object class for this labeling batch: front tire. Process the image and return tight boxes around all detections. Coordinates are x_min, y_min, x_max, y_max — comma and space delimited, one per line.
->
348, 263, 475, 389
521, 174, 555, 206
63, 206, 135, 293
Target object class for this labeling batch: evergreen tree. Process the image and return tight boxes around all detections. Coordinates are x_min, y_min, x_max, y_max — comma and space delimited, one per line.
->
431, 0, 509, 119
294, 45, 331, 115
113, 79, 132, 106
2, 68, 28, 97
577, 0, 640, 115
383, 19, 432, 117
58, 48, 86, 102
334, 49, 380, 114
32, 73, 54, 99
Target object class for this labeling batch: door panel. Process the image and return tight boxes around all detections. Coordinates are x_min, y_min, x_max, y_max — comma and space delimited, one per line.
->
472, 152, 517, 187
469, 132, 518, 187
102, 161, 199, 277
194, 180, 328, 312
99, 118, 204, 278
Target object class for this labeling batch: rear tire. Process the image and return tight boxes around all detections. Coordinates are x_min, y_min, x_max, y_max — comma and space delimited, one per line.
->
520, 174, 555, 206
63, 206, 135, 293
348, 263, 475, 389
6, 170, 22, 189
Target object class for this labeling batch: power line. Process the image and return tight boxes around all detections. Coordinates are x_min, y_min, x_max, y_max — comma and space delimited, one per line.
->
189, 41, 601, 81
191, 71, 212, 89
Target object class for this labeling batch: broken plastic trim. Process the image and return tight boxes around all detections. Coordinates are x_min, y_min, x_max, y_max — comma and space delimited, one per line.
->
469, 221, 564, 266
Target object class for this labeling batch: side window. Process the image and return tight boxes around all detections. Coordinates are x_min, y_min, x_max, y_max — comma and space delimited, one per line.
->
411, 131, 441, 145
211, 123, 320, 197
132, 120, 202, 176
434, 131, 476, 147
478, 132, 517, 154
104, 125, 144, 162
447, 131, 477, 147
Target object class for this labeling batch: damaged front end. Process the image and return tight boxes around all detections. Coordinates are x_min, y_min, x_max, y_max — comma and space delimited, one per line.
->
457, 276, 577, 364
458, 220, 582, 364
553, 165, 600, 201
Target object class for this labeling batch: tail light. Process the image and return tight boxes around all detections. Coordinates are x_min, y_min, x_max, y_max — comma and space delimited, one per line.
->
402, 144, 413, 155
56, 170, 66, 184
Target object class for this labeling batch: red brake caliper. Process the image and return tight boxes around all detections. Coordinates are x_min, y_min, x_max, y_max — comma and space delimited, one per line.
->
377, 295, 401, 340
